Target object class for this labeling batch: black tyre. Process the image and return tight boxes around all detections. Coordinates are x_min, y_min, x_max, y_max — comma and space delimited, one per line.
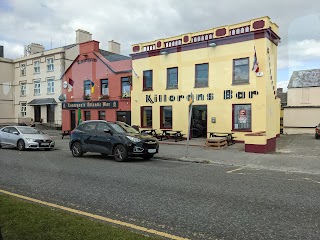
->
17, 140, 25, 151
113, 145, 128, 162
71, 142, 83, 157
142, 154, 154, 160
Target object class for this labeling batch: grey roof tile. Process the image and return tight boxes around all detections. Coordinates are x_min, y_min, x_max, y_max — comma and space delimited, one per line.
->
288, 69, 320, 88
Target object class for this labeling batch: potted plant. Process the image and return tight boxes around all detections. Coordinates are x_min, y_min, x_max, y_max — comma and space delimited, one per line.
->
99, 94, 109, 100
83, 94, 91, 100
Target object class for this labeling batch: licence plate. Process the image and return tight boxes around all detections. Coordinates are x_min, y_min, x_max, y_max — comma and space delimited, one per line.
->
41, 143, 50, 146
148, 149, 156, 153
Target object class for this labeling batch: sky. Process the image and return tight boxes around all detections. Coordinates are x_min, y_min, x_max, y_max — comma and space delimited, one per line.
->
0, 0, 320, 92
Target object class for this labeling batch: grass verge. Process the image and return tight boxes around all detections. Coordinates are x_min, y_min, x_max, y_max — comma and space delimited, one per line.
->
0, 193, 158, 240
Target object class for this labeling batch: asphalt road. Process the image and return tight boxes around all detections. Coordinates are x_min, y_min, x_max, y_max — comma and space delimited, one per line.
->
1, 143, 320, 240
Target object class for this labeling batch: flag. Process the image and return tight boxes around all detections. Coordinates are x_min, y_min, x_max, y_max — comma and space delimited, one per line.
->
68, 78, 74, 86
91, 80, 95, 93
77, 108, 82, 125
252, 47, 259, 73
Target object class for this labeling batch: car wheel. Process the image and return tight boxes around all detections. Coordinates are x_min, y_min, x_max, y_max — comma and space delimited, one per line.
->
113, 145, 128, 162
17, 140, 25, 151
142, 154, 154, 160
71, 142, 83, 157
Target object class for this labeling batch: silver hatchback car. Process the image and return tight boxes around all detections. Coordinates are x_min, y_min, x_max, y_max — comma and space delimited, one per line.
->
0, 126, 55, 151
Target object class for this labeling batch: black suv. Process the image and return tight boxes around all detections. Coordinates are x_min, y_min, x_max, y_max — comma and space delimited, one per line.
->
69, 120, 159, 161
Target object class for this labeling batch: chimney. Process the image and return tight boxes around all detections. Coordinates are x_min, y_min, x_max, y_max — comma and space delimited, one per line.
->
277, 88, 283, 94
28, 43, 45, 55
76, 29, 92, 44
0, 45, 3, 58
108, 40, 120, 54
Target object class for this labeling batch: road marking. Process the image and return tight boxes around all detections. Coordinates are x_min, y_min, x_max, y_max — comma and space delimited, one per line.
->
0, 189, 189, 240
226, 167, 243, 174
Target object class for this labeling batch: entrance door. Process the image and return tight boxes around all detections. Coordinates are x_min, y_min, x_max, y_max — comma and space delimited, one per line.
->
70, 110, 76, 130
191, 105, 207, 138
116, 111, 131, 125
34, 106, 41, 122
47, 105, 55, 123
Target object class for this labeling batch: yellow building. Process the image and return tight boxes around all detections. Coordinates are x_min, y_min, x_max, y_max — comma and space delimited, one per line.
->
131, 16, 281, 153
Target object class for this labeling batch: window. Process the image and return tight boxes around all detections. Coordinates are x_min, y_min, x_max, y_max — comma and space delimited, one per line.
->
141, 106, 152, 128
20, 82, 26, 96
34, 60, 40, 73
160, 106, 172, 129
121, 77, 131, 98
195, 63, 208, 87
34, 79, 41, 95
21, 102, 27, 117
84, 80, 91, 97
47, 58, 54, 71
143, 70, 153, 90
21, 63, 26, 76
98, 111, 106, 120
84, 111, 91, 121
101, 79, 109, 95
47, 78, 54, 94
233, 58, 249, 84
167, 67, 178, 89
233, 104, 251, 131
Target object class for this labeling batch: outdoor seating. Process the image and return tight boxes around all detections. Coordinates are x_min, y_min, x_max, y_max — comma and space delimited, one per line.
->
207, 132, 236, 145
140, 129, 158, 138
159, 130, 184, 142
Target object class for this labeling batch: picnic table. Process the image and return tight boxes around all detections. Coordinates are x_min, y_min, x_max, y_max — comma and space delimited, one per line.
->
160, 129, 184, 142
207, 132, 236, 145
140, 129, 158, 138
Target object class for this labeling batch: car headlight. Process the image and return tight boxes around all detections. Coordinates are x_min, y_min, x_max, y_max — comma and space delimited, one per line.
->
126, 136, 141, 143
25, 138, 35, 142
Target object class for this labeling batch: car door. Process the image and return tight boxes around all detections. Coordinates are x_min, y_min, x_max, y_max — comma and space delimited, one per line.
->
0, 127, 10, 146
80, 122, 98, 152
7, 127, 21, 146
95, 122, 113, 154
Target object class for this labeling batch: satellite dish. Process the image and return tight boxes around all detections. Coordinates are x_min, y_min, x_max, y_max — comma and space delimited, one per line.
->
63, 81, 68, 89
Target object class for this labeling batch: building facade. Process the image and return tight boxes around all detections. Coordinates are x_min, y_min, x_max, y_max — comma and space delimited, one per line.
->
284, 69, 320, 134
61, 40, 132, 132
0, 46, 14, 124
131, 16, 281, 152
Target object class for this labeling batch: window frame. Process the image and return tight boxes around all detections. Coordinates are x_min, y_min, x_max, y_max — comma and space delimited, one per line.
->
20, 82, 26, 96
47, 78, 54, 94
195, 63, 209, 88
21, 63, 26, 76
232, 104, 252, 132
47, 58, 54, 72
98, 111, 106, 120
84, 80, 91, 97
160, 106, 173, 130
84, 111, 91, 121
232, 57, 250, 85
34, 60, 40, 74
20, 102, 27, 117
167, 67, 178, 89
33, 79, 41, 95
121, 77, 131, 98
143, 70, 153, 91
140, 106, 152, 128
100, 79, 109, 95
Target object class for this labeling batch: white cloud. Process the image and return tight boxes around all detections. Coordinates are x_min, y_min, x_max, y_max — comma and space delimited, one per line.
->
0, 40, 24, 59
277, 80, 289, 92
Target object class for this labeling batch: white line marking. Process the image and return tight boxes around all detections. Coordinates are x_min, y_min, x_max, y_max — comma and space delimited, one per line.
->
226, 167, 243, 174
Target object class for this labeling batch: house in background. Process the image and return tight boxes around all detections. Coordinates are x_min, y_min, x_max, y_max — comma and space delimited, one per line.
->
277, 88, 287, 134
0, 46, 14, 124
284, 69, 320, 134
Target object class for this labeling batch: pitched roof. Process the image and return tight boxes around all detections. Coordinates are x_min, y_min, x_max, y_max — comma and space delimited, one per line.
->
99, 49, 131, 62
288, 69, 320, 88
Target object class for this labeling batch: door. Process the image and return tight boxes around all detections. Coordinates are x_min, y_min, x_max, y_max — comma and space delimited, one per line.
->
80, 121, 98, 152
7, 127, 20, 146
117, 111, 131, 125
34, 106, 41, 122
191, 105, 207, 138
0, 127, 10, 146
47, 105, 55, 123
70, 110, 76, 130
95, 122, 113, 154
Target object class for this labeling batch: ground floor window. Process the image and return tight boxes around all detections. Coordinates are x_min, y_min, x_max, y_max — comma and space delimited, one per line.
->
98, 111, 106, 120
20, 102, 27, 117
160, 106, 172, 129
117, 111, 131, 125
233, 104, 251, 130
141, 106, 152, 128
84, 111, 91, 121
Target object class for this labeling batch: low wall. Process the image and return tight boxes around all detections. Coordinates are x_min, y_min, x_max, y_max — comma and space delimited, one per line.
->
244, 131, 276, 153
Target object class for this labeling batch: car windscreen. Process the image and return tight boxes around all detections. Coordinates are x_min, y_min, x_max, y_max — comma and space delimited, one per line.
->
17, 127, 42, 134
109, 123, 139, 134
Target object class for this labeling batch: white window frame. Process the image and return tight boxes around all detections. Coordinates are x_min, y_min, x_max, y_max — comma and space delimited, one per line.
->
47, 58, 54, 72
20, 82, 27, 96
34, 79, 41, 95
47, 78, 54, 94
34, 60, 40, 73
20, 102, 27, 117
21, 63, 26, 76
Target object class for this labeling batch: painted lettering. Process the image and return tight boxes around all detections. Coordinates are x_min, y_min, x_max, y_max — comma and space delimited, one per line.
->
196, 94, 204, 101
224, 90, 233, 100
169, 95, 175, 102
146, 95, 154, 103
207, 93, 214, 100
178, 95, 185, 101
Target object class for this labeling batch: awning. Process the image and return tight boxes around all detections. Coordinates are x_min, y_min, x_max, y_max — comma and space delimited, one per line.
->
28, 98, 57, 106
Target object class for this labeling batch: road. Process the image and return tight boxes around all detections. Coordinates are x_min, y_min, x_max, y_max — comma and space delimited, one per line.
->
0, 141, 320, 240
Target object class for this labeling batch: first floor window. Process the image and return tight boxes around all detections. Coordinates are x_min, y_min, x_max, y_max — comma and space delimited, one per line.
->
20, 103, 27, 117
84, 111, 91, 121
84, 80, 91, 97
143, 70, 153, 90
98, 111, 106, 120
34, 79, 41, 95
141, 106, 152, 128
121, 77, 131, 98
195, 63, 208, 88
160, 106, 172, 129
21, 63, 26, 76
101, 79, 109, 95
20, 82, 26, 96
233, 58, 249, 84
47, 58, 54, 71
34, 60, 40, 73
167, 67, 178, 89
233, 104, 251, 130
47, 78, 54, 94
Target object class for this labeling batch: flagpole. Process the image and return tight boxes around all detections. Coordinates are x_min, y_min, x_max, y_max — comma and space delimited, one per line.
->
185, 92, 193, 159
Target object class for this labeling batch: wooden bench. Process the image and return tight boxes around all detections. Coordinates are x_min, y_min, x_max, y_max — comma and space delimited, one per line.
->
159, 130, 184, 142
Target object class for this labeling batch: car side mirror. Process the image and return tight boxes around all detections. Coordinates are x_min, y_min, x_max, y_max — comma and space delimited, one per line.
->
104, 129, 113, 135
12, 131, 19, 135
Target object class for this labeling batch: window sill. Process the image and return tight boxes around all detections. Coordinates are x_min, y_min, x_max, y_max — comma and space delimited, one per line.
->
166, 87, 178, 90
20, 95, 26, 97
232, 129, 252, 132
47, 70, 54, 72
33, 72, 40, 75
47, 93, 55, 95
194, 85, 208, 88
143, 89, 153, 91
231, 82, 250, 85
